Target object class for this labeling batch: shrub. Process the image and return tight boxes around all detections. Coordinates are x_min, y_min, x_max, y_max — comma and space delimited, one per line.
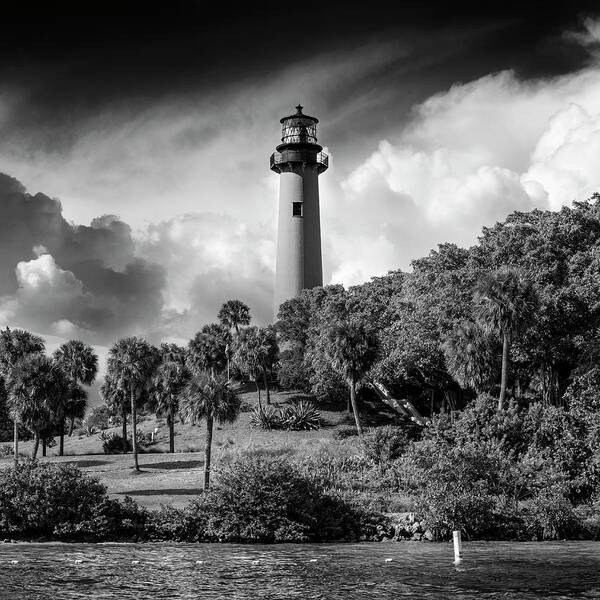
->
362, 425, 412, 465
194, 456, 365, 542
0, 461, 105, 537
0, 462, 148, 541
86, 405, 113, 432
53, 496, 148, 541
280, 401, 320, 431
146, 505, 203, 542
100, 431, 152, 454
0, 444, 13, 458
335, 426, 359, 439
238, 399, 254, 413
522, 485, 580, 540
100, 432, 132, 454
250, 405, 282, 430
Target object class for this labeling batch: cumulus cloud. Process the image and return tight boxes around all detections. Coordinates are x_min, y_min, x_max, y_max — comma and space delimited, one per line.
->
0, 174, 166, 344
0, 172, 275, 345
138, 212, 275, 335
3, 18, 600, 339
331, 23, 600, 284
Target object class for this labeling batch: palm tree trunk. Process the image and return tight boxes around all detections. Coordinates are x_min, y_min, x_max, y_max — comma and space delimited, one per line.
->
499, 331, 510, 412
32, 432, 40, 459
204, 417, 214, 491
122, 404, 128, 453
255, 377, 262, 408
131, 388, 139, 471
68, 416, 75, 436
263, 371, 270, 405
168, 411, 175, 453
42, 438, 47, 457
13, 420, 19, 466
59, 411, 65, 456
350, 377, 363, 437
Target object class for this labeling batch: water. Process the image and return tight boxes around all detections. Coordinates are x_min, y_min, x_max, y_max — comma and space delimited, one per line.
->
0, 542, 598, 599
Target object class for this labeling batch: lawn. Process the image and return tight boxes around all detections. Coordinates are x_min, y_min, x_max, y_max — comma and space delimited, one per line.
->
0, 387, 403, 509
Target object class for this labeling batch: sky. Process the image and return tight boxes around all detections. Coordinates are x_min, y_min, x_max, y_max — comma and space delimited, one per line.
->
1, 0, 600, 362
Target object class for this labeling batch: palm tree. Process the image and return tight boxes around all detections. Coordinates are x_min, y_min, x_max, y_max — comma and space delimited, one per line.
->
442, 321, 501, 393
474, 267, 537, 411
326, 321, 378, 437
107, 337, 159, 470
64, 383, 88, 437
151, 344, 188, 453
218, 300, 251, 335
188, 324, 230, 377
233, 326, 278, 406
0, 328, 45, 464
7, 354, 68, 458
180, 369, 241, 490
53, 340, 98, 455
101, 373, 130, 453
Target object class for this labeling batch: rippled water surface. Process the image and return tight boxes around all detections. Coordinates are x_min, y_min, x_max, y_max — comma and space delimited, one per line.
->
0, 541, 598, 599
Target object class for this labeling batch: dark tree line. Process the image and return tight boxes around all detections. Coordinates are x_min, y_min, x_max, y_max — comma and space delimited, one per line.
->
276, 194, 600, 416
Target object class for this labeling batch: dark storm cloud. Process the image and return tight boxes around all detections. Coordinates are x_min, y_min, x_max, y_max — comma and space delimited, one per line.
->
0, 173, 165, 343
1, 0, 598, 148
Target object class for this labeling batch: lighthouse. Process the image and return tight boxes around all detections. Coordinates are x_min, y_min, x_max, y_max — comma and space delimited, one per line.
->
271, 105, 328, 318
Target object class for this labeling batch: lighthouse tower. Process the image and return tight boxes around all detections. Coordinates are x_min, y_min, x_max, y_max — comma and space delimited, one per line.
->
271, 105, 328, 318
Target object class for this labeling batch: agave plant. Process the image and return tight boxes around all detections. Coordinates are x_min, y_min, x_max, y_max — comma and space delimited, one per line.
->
280, 401, 320, 431
250, 405, 282, 430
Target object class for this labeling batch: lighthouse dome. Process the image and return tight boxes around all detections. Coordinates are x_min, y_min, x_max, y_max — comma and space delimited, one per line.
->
280, 105, 319, 145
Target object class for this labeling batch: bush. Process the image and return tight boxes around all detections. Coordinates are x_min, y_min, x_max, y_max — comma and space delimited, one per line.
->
0, 462, 100, 536
53, 495, 147, 541
86, 405, 114, 432
0, 444, 13, 458
362, 425, 412, 465
100, 432, 132, 454
100, 431, 153, 454
0, 462, 148, 541
194, 456, 366, 542
522, 485, 580, 540
147, 503, 211, 542
335, 426, 359, 439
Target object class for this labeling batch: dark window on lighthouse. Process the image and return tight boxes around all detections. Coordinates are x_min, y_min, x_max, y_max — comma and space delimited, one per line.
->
292, 202, 303, 217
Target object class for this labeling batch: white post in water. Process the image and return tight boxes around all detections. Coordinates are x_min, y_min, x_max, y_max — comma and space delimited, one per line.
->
453, 530, 462, 564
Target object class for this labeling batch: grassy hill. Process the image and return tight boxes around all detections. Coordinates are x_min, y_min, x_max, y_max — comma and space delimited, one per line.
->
0, 386, 405, 509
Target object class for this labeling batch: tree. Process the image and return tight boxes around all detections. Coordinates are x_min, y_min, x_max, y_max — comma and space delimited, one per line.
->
442, 321, 501, 394
325, 321, 378, 437
276, 285, 349, 398
151, 344, 188, 453
7, 354, 68, 458
233, 326, 278, 405
0, 328, 45, 464
474, 267, 537, 411
64, 383, 88, 437
101, 373, 130, 452
106, 337, 159, 470
188, 324, 230, 377
218, 300, 251, 335
180, 369, 241, 490
53, 340, 98, 456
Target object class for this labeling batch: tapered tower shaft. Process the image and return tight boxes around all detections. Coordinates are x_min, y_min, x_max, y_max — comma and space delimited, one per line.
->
271, 105, 328, 318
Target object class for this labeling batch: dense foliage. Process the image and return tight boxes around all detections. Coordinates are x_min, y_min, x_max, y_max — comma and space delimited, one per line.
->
0, 458, 369, 543
277, 195, 600, 415
0, 462, 145, 540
